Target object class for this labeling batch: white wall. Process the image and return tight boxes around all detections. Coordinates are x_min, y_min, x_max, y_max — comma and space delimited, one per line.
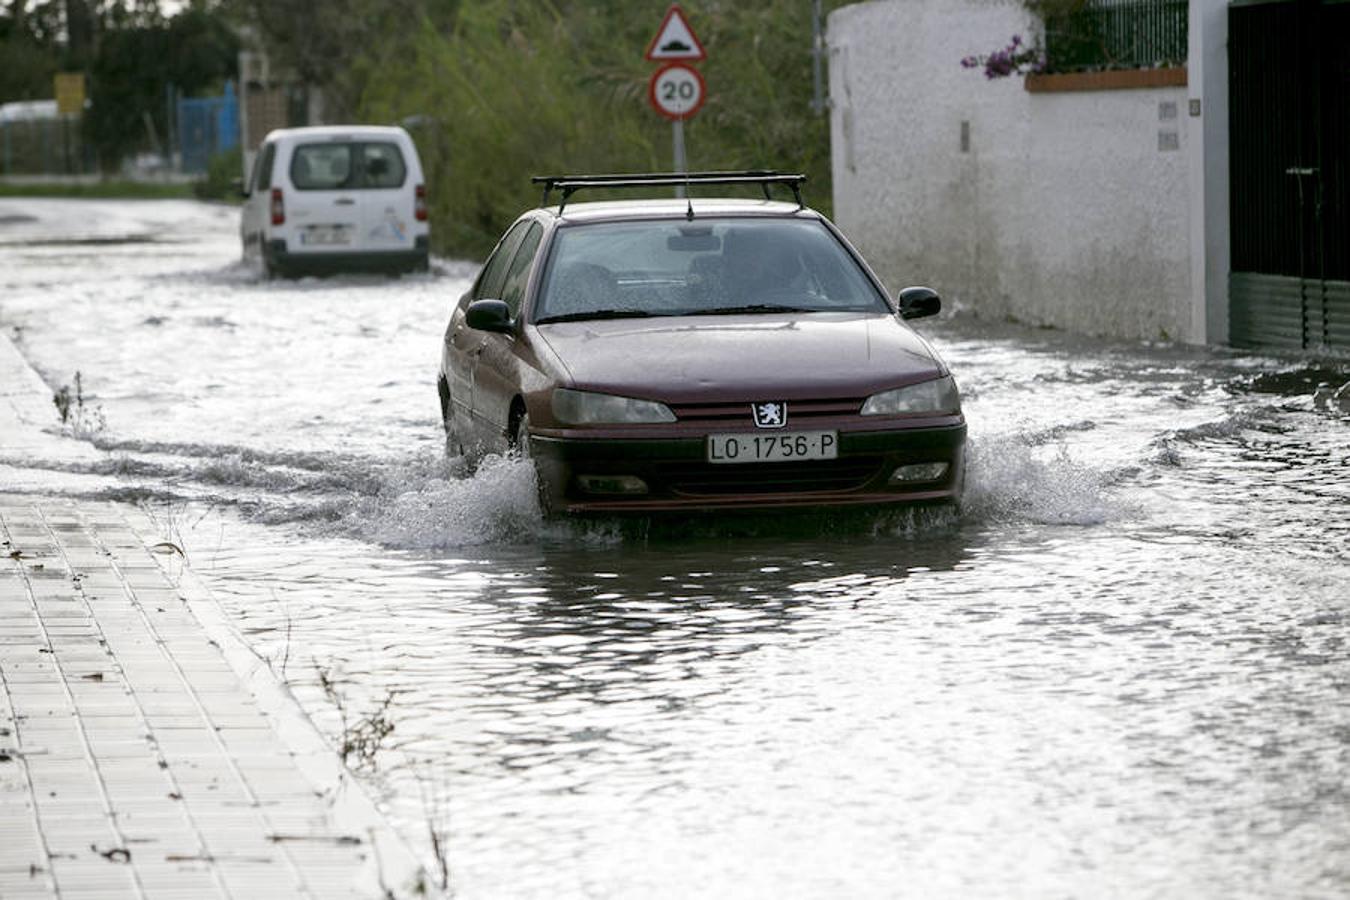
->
829, 0, 1204, 343
1187, 0, 1229, 345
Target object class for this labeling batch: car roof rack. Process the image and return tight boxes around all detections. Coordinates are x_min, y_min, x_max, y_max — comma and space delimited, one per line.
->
531, 171, 806, 215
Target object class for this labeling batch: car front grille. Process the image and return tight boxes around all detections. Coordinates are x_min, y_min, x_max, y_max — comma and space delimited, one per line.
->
659, 457, 884, 496
669, 397, 865, 427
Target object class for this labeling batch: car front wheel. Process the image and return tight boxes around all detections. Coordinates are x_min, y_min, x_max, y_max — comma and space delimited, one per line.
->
512, 410, 555, 516
439, 375, 466, 458
437, 376, 451, 430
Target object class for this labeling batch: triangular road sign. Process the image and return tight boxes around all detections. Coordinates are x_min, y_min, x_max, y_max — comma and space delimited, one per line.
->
645, 4, 706, 62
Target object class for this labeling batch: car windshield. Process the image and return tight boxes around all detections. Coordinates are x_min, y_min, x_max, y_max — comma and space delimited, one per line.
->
533, 218, 889, 322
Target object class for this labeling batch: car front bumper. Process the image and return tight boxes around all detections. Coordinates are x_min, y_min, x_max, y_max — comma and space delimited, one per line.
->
529, 421, 966, 514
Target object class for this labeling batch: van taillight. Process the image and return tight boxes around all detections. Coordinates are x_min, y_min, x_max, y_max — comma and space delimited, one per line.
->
270, 188, 285, 226
415, 184, 428, 222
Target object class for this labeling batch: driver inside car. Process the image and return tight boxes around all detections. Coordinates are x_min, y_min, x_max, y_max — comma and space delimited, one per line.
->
720, 227, 810, 306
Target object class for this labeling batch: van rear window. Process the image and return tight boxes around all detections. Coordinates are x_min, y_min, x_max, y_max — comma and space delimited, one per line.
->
290, 142, 407, 190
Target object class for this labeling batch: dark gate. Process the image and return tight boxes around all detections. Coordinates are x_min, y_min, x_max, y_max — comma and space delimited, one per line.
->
1228, 0, 1350, 351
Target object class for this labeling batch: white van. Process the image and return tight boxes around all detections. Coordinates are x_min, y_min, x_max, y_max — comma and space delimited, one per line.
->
240, 125, 430, 277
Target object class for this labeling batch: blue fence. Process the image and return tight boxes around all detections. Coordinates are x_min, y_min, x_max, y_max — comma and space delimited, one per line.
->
177, 81, 238, 174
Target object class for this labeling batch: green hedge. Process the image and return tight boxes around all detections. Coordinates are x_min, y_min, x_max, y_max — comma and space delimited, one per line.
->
0, 179, 194, 199
353, 0, 837, 259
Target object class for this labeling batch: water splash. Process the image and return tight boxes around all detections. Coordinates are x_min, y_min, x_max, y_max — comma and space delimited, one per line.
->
962, 432, 1121, 526
339, 452, 544, 549
9, 428, 1130, 544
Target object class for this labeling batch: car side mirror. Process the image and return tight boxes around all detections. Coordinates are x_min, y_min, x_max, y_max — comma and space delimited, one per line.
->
466, 299, 514, 334
897, 286, 941, 320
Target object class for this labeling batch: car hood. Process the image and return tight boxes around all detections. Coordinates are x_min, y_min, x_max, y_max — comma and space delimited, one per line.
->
532, 312, 944, 402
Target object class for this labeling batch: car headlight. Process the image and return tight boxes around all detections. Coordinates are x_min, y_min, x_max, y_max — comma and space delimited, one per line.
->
553, 388, 676, 424
860, 375, 960, 416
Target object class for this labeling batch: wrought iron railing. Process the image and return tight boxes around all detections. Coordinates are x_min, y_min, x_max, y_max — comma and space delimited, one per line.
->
1043, 0, 1188, 73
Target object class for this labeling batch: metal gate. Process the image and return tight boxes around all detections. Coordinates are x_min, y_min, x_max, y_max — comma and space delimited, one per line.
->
1228, 0, 1350, 351
176, 82, 239, 175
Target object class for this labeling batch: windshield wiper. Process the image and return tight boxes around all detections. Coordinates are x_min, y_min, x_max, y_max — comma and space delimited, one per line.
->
693, 304, 815, 315
535, 309, 661, 324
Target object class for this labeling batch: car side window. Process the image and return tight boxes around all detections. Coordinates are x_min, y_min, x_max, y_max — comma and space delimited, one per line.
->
498, 223, 543, 317
255, 143, 276, 191
473, 221, 530, 301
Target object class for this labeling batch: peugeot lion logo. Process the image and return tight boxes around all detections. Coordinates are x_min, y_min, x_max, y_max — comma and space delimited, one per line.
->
752, 401, 787, 429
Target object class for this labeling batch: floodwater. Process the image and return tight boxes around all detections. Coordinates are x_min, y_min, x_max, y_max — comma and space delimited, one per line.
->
2, 198, 1348, 899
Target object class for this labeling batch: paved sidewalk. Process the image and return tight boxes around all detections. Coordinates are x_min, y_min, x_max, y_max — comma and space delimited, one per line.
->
0, 336, 427, 898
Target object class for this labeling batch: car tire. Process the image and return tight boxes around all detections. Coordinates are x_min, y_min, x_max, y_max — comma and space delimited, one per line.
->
511, 410, 553, 516
437, 375, 451, 429
510, 411, 527, 455
439, 375, 469, 458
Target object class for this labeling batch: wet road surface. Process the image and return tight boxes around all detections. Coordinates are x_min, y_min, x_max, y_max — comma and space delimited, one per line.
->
2, 198, 1348, 898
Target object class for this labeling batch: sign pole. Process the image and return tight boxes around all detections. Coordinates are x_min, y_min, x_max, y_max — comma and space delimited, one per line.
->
646, 5, 706, 199
672, 118, 686, 199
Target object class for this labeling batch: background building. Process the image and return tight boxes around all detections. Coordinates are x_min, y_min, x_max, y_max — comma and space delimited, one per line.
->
828, 0, 1348, 352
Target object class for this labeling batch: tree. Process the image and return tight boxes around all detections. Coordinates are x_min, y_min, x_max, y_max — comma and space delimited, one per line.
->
84, 6, 239, 166
0, 0, 65, 102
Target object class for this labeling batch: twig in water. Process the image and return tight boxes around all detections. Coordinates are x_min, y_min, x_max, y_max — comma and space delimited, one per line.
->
315, 662, 396, 771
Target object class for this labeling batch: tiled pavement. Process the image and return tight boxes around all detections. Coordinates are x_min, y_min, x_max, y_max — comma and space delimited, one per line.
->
0, 336, 426, 899
0, 496, 426, 899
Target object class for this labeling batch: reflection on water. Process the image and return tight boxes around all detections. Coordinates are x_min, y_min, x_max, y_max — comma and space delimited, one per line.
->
190, 509, 1349, 900
2, 199, 1349, 898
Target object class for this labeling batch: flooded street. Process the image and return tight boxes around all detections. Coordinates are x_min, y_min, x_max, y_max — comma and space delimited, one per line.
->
2, 198, 1348, 898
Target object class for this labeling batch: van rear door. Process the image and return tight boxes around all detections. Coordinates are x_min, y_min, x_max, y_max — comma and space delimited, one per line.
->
285, 139, 363, 254
354, 141, 417, 255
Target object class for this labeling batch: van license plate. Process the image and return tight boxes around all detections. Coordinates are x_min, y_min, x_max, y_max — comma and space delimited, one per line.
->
707, 430, 839, 464
301, 226, 352, 246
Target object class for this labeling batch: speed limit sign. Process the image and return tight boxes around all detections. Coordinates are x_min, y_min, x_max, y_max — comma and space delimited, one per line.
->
648, 63, 706, 121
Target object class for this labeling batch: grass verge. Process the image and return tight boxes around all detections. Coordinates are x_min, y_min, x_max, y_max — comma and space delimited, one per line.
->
0, 179, 197, 200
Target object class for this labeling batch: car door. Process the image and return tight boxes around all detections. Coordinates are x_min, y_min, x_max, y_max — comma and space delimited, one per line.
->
447, 220, 531, 450
470, 220, 544, 448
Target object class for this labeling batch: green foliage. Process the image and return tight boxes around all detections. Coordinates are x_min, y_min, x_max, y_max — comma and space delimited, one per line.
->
240, 0, 428, 120
352, 0, 838, 258
1024, 0, 1090, 16
0, 37, 60, 101
192, 145, 244, 201
85, 8, 240, 166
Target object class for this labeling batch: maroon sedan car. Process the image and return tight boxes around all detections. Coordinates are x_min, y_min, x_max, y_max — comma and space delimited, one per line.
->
437, 172, 965, 514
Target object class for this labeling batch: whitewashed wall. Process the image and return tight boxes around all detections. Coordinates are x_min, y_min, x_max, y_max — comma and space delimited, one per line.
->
829, 0, 1199, 342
